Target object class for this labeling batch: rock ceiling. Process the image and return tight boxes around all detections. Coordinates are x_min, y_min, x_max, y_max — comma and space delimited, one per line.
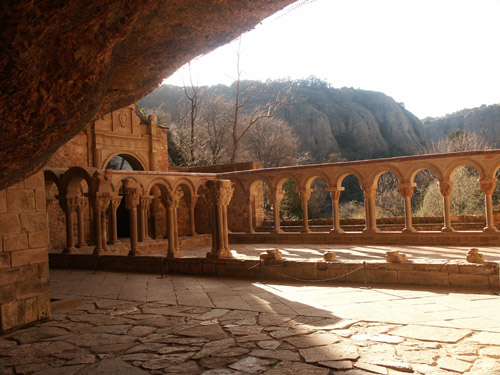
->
0, 0, 295, 190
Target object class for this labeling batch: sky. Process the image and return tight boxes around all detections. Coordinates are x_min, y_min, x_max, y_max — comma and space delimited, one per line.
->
164, 0, 500, 119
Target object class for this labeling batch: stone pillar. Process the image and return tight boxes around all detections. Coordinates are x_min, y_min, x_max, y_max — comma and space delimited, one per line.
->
141, 196, 153, 240
269, 189, 284, 234
188, 194, 199, 236
204, 180, 234, 259
162, 189, 184, 258
101, 208, 108, 251
362, 185, 379, 233
75, 197, 88, 248
246, 194, 256, 234
125, 190, 140, 256
91, 194, 111, 255
326, 188, 344, 234
438, 179, 455, 232
109, 196, 122, 245
398, 183, 417, 233
479, 177, 499, 233
59, 195, 78, 254
298, 188, 313, 233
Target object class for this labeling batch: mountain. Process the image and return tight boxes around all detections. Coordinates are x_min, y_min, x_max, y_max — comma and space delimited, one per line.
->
139, 79, 428, 162
423, 104, 500, 146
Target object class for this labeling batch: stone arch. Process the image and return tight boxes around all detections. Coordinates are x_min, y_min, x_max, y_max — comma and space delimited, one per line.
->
408, 163, 443, 185
302, 170, 331, 191
103, 152, 146, 171
43, 169, 62, 199
60, 166, 93, 196
307, 175, 331, 220
145, 178, 173, 196
368, 166, 404, 189
443, 159, 486, 180
273, 173, 300, 192
333, 169, 365, 190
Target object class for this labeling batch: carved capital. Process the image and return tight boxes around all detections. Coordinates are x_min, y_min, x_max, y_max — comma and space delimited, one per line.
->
397, 183, 416, 199
110, 196, 123, 211
362, 185, 377, 200
140, 196, 154, 210
205, 180, 234, 206
75, 197, 88, 213
92, 194, 111, 212
58, 195, 78, 213
438, 179, 454, 197
163, 189, 184, 208
125, 191, 140, 210
297, 188, 313, 203
479, 177, 497, 195
269, 188, 284, 205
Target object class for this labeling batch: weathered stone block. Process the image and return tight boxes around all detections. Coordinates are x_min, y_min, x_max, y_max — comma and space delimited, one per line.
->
0, 284, 15, 303
369, 269, 398, 284
35, 188, 46, 212
23, 172, 44, 188
6, 189, 35, 212
20, 212, 47, 232
11, 247, 48, 268
28, 231, 48, 248
0, 297, 38, 331
37, 293, 51, 321
16, 277, 49, 299
0, 213, 21, 234
0, 264, 38, 287
449, 274, 490, 288
489, 274, 499, 288
398, 271, 450, 286
0, 253, 10, 270
3, 233, 28, 251
38, 262, 49, 278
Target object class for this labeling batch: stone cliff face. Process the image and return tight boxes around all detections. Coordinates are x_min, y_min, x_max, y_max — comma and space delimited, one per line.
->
280, 86, 427, 160
141, 82, 428, 161
423, 104, 500, 145
0, 0, 294, 189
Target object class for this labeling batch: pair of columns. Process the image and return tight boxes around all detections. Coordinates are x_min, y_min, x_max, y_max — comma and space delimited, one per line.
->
160, 189, 184, 258
125, 191, 155, 256
205, 180, 233, 259
58, 195, 89, 253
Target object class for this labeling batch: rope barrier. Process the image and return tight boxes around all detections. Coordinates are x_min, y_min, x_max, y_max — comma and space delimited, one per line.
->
258, 262, 366, 283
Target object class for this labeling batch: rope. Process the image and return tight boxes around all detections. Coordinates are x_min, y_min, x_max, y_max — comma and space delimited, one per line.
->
260, 263, 366, 283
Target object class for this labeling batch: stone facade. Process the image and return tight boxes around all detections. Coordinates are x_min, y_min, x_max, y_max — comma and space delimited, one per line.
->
0, 172, 50, 332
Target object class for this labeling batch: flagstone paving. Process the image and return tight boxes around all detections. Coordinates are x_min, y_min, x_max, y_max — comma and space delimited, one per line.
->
1, 269, 499, 374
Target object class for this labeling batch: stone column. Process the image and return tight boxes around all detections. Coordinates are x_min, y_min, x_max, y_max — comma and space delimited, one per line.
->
362, 185, 379, 233
101, 208, 108, 251
326, 187, 344, 234
188, 194, 199, 236
298, 188, 313, 233
398, 183, 417, 233
204, 180, 234, 259
125, 190, 140, 256
91, 194, 111, 255
162, 189, 184, 258
479, 177, 499, 233
141, 196, 153, 240
45, 198, 56, 248
269, 189, 284, 234
246, 194, 256, 234
75, 197, 88, 248
109, 196, 122, 245
438, 179, 455, 232
59, 195, 78, 254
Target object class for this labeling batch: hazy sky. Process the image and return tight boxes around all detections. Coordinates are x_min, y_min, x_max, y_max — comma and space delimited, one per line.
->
164, 0, 500, 118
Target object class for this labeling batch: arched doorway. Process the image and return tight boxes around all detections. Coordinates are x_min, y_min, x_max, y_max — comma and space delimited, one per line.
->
106, 154, 144, 171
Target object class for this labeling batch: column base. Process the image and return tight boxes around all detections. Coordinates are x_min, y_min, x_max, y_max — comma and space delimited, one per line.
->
402, 227, 418, 234
108, 239, 121, 245
270, 229, 283, 234
483, 226, 500, 233
301, 228, 312, 233
441, 227, 455, 232
330, 228, 345, 234
63, 246, 77, 254
93, 247, 103, 256
363, 228, 381, 234
246, 230, 256, 234
75, 243, 87, 248
128, 249, 139, 256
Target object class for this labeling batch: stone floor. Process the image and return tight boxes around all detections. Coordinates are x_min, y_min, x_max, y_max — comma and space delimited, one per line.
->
1, 269, 500, 374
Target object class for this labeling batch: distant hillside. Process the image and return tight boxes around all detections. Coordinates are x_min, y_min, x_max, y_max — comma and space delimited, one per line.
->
423, 104, 500, 145
140, 79, 427, 162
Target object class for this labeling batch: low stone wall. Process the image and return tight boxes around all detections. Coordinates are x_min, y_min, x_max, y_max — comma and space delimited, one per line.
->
229, 231, 500, 246
49, 254, 500, 290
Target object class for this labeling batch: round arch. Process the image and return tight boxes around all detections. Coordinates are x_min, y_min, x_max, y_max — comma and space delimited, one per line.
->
104, 152, 146, 171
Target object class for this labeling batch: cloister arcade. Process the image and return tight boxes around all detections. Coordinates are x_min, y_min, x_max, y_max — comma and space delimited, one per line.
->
45, 149, 500, 259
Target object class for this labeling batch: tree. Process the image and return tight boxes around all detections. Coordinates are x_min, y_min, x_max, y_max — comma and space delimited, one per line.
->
425, 130, 492, 154
228, 38, 294, 164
